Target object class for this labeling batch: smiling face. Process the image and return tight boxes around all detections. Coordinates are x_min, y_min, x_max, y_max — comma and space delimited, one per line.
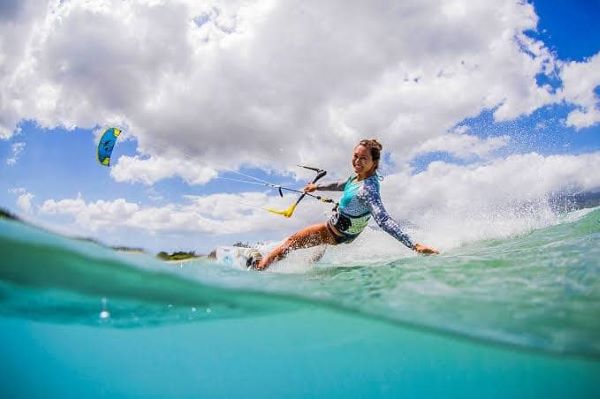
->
352, 145, 377, 179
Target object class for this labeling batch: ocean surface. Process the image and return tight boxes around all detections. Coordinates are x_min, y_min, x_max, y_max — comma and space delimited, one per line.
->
1, 207, 599, 398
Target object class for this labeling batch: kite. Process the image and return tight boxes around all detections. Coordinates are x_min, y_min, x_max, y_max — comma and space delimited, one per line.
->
97, 127, 121, 166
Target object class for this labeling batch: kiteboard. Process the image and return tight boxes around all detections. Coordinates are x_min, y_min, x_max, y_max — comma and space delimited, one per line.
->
213, 246, 263, 269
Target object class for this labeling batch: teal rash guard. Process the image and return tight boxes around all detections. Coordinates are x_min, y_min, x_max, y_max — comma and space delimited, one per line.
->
318, 175, 415, 249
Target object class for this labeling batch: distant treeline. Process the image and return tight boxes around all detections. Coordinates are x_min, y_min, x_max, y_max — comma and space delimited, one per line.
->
157, 251, 199, 261
112, 246, 145, 253
0, 208, 20, 221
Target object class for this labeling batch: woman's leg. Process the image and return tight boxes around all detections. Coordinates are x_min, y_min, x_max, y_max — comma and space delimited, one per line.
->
255, 223, 337, 270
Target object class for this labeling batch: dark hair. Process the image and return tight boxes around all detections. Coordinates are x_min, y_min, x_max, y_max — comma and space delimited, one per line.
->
358, 139, 382, 163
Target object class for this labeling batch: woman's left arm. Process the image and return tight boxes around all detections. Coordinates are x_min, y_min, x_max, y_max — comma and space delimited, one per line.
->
360, 181, 439, 254
359, 181, 415, 249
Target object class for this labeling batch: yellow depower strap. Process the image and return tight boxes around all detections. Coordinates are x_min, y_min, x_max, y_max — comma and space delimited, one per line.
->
266, 203, 298, 218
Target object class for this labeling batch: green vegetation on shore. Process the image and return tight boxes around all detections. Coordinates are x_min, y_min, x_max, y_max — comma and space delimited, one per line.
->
0, 208, 20, 221
156, 251, 199, 261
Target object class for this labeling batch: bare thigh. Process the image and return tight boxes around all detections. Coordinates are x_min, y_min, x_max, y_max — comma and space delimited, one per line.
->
284, 223, 337, 251
257, 223, 336, 269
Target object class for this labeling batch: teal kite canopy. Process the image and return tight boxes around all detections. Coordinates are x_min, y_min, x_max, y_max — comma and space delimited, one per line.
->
97, 127, 121, 166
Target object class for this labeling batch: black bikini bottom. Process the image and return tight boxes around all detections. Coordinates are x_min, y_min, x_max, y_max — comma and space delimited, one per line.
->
327, 213, 359, 244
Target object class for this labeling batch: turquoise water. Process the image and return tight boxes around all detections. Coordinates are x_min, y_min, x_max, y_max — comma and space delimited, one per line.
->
1, 208, 599, 398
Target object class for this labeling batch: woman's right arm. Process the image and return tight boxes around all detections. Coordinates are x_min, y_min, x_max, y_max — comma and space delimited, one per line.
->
304, 181, 345, 192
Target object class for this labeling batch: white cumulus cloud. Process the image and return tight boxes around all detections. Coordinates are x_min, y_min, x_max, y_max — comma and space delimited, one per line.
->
411, 133, 509, 161
8, 187, 35, 213
0, 0, 597, 183
5, 141, 25, 165
380, 151, 600, 248
39, 191, 309, 235
559, 53, 600, 129
110, 155, 218, 185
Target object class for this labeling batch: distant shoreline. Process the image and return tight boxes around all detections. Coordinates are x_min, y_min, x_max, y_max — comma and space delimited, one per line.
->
0, 207, 204, 261
156, 251, 200, 262
0, 208, 20, 221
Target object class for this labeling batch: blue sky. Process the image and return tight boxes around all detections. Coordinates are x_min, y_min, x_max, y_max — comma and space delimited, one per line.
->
1, 0, 599, 253
530, 0, 599, 61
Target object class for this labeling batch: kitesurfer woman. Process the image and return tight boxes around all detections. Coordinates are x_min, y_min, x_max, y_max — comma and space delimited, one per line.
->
254, 139, 439, 270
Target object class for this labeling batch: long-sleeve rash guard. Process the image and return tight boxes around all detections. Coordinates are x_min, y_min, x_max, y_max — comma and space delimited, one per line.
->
318, 175, 414, 249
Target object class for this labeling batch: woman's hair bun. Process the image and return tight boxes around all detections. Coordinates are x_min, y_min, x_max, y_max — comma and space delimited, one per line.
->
358, 139, 382, 161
